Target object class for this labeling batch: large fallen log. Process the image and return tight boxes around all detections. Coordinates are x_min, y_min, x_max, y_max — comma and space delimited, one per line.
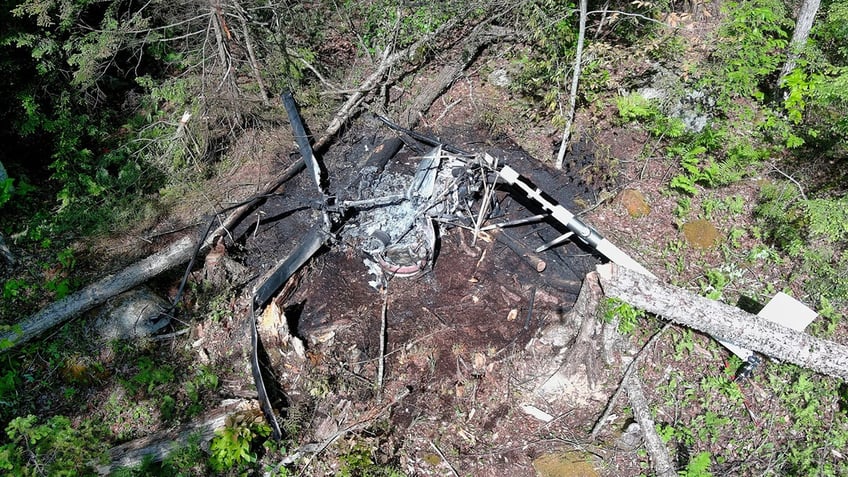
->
0, 236, 196, 351
96, 398, 258, 475
596, 263, 848, 379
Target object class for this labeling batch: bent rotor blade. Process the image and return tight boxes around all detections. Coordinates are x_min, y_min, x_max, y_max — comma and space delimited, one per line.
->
593, 239, 655, 278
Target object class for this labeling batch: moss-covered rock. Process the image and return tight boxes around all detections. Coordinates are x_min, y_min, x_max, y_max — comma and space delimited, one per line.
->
533, 451, 599, 477
682, 219, 720, 249
617, 189, 651, 218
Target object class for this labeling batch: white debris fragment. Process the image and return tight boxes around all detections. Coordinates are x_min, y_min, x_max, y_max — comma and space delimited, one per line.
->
520, 403, 554, 423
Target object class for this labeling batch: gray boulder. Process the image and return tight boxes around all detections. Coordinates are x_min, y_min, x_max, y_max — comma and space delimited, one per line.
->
94, 288, 172, 341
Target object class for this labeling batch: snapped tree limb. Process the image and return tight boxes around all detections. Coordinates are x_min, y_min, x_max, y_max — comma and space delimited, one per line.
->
596, 263, 848, 379
624, 373, 676, 477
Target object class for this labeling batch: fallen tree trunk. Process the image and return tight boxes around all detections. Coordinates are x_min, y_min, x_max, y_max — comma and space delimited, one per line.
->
596, 263, 848, 379
0, 157, 308, 353
0, 236, 196, 351
96, 398, 258, 475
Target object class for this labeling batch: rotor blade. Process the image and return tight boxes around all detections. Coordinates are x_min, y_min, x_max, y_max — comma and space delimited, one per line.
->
593, 239, 655, 278
534, 232, 574, 253
481, 214, 547, 231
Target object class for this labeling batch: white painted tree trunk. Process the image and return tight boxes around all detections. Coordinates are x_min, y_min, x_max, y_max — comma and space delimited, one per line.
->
555, 0, 587, 169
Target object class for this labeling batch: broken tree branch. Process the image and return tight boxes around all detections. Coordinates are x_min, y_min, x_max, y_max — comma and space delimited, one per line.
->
591, 322, 671, 439
311, 18, 459, 152
624, 372, 676, 477
495, 230, 547, 273
236, 7, 269, 105
377, 289, 389, 398
596, 263, 848, 379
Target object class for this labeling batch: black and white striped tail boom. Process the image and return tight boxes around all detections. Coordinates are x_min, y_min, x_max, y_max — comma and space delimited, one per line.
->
481, 153, 655, 278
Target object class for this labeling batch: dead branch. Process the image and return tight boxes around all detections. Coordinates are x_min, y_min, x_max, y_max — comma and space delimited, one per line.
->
495, 230, 547, 273
291, 388, 410, 472
624, 372, 676, 477
590, 322, 671, 439
236, 7, 269, 105
311, 18, 459, 152
596, 263, 848, 379
0, 157, 306, 353
377, 289, 389, 397
96, 398, 258, 474
555, 0, 588, 169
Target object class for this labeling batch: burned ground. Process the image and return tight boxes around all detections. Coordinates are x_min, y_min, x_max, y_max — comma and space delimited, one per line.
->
172, 117, 618, 475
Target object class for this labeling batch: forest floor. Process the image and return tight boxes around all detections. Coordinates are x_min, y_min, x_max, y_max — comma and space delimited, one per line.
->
2, 5, 846, 477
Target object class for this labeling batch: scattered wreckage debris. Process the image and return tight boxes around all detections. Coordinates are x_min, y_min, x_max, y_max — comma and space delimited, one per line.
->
0, 14, 503, 351
243, 95, 603, 442
247, 96, 833, 456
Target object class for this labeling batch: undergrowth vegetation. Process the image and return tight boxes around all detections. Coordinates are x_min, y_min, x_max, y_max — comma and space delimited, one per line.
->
0, 0, 847, 475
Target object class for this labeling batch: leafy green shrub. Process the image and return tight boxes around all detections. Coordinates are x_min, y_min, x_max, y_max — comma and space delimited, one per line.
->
768, 368, 848, 476
616, 93, 686, 138
755, 182, 848, 308
0, 414, 106, 475
602, 298, 646, 334
125, 356, 175, 395
703, 0, 791, 104
347, 0, 458, 54
681, 451, 713, 477
209, 419, 271, 472
616, 93, 657, 123
338, 441, 405, 477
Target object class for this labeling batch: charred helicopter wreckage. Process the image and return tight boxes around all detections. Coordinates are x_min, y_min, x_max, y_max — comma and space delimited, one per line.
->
248, 93, 665, 438
248, 91, 819, 440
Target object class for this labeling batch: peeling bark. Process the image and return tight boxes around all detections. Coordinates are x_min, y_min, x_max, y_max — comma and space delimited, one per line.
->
596, 263, 848, 379
97, 399, 258, 475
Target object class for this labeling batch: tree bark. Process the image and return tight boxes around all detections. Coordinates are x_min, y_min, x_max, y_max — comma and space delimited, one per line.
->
538, 271, 604, 396
0, 236, 198, 351
624, 373, 676, 477
96, 399, 258, 475
777, 0, 822, 89
595, 263, 848, 379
